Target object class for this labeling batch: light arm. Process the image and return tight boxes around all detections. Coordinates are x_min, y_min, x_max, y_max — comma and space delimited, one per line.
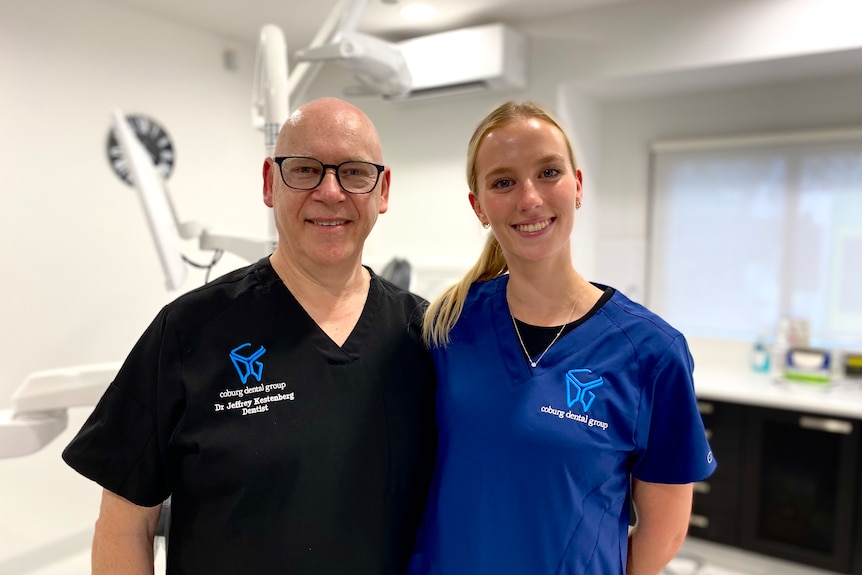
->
627, 479, 693, 575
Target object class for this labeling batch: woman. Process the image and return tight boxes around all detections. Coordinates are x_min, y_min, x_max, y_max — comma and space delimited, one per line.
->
411, 101, 716, 574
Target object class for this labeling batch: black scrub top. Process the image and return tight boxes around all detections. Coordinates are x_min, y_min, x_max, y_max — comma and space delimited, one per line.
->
63, 258, 437, 575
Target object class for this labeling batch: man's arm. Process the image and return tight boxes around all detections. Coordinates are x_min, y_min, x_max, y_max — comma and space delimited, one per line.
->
626, 479, 693, 575
92, 489, 162, 575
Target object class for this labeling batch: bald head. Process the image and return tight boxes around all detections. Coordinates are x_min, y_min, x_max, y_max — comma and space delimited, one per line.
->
275, 97, 383, 162
262, 96, 390, 280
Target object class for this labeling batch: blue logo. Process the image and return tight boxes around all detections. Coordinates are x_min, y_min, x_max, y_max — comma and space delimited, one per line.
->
566, 369, 604, 412
230, 343, 266, 384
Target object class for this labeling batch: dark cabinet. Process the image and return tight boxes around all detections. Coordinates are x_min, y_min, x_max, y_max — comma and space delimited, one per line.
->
691, 399, 861, 574
739, 406, 860, 573
690, 400, 745, 546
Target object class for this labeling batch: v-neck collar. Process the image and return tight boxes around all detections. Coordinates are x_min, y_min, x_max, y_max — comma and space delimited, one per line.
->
489, 275, 575, 384
262, 260, 376, 365
490, 276, 534, 384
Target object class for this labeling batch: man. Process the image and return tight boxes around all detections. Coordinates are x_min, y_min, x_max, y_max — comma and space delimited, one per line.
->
63, 97, 436, 574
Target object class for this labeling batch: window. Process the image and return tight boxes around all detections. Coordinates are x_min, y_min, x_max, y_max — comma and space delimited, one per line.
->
648, 129, 862, 347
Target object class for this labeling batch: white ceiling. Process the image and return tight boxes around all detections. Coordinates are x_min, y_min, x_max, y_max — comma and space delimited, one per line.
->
97, 0, 862, 99
100, 0, 635, 49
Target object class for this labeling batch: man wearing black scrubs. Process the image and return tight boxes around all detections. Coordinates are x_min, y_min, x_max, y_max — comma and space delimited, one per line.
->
63, 97, 436, 575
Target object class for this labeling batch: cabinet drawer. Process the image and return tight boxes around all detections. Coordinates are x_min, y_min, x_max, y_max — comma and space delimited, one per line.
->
698, 400, 744, 440
698, 400, 744, 474
692, 478, 740, 520
692, 476, 739, 505
688, 509, 738, 546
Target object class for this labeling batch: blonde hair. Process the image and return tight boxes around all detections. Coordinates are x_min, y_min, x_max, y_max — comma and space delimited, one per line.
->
422, 101, 578, 347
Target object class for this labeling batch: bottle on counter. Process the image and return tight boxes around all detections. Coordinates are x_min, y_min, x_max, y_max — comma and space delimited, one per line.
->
788, 318, 810, 348
750, 335, 771, 373
770, 318, 791, 380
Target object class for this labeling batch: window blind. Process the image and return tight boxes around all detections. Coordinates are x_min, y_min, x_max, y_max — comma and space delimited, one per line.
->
647, 128, 862, 347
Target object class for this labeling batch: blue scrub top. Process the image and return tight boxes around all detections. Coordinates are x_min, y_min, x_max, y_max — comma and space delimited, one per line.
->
411, 276, 716, 575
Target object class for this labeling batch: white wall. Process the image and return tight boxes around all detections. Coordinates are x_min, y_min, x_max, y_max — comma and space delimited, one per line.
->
2, 0, 862, 572
0, 1, 263, 571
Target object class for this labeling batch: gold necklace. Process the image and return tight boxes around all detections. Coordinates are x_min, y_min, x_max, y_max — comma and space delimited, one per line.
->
510, 297, 578, 368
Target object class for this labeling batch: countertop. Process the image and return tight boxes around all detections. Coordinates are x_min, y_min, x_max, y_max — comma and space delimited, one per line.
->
694, 368, 862, 420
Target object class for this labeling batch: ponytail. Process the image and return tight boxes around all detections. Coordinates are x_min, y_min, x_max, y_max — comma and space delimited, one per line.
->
422, 234, 508, 347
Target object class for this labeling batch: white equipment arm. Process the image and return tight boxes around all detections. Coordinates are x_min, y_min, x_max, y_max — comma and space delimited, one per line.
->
112, 106, 274, 289
287, 0, 363, 108
254, 0, 411, 131
252, 24, 290, 158
0, 363, 120, 458
112, 108, 191, 291
293, 0, 411, 98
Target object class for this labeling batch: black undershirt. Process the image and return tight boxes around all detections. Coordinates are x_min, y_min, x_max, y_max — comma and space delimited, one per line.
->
513, 287, 614, 361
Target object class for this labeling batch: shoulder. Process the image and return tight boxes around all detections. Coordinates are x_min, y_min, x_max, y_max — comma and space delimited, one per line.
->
369, 271, 429, 327
598, 286, 683, 342
594, 285, 691, 366
371, 270, 428, 308
463, 274, 507, 311
161, 257, 281, 330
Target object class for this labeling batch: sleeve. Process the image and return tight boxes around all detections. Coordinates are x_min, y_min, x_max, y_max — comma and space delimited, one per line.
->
630, 335, 717, 484
61, 306, 179, 506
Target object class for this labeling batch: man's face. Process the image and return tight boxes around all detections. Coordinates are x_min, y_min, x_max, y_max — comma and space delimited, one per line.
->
263, 110, 389, 272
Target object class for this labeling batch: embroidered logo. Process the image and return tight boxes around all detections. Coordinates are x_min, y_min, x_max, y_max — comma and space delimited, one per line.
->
230, 343, 266, 384
566, 369, 604, 412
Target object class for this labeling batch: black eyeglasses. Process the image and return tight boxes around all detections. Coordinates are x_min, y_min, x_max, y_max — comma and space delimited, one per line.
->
274, 156, 385, 195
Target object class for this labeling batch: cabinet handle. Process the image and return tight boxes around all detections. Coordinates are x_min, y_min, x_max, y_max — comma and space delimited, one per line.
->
798, 415, 853, 435
697, 401, 714, 415
693, 481, 711, 495
689, 514, 709, 529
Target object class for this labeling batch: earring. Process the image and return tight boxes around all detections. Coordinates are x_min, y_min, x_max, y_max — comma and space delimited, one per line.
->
576, 199, 582, 210
482, 222, 490, 229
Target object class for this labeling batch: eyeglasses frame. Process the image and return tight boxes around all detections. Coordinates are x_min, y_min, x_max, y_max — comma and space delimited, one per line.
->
273, 156, 385, 195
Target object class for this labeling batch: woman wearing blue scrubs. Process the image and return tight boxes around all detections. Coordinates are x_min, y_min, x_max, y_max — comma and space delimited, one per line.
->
411, 101, 716, 575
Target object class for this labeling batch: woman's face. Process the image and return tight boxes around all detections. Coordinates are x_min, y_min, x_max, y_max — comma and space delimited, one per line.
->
470, 117, 582, 266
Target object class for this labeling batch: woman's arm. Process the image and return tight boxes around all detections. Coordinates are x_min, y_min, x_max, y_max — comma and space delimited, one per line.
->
627, 479, 693, 575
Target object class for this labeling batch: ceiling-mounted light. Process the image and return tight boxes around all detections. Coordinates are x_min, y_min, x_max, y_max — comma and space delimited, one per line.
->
400, 2, 437, 21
